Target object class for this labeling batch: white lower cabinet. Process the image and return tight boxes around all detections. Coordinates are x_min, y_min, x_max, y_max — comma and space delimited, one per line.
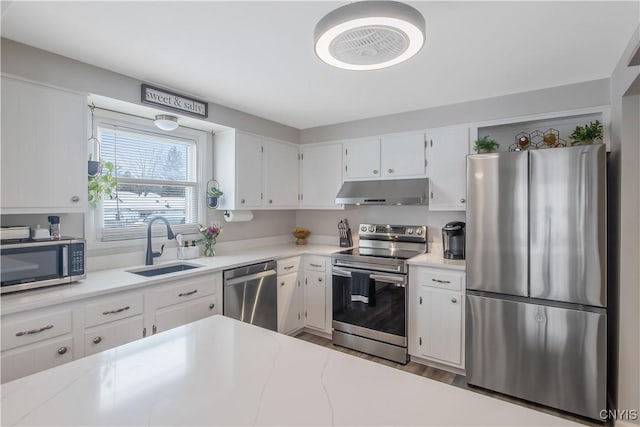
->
84, 315, 144, 356
303, 256, 331, 334
277, 257, 304, 335
409, 266, 465, 371
154, 295, 219, 334
1, 335, 73, 383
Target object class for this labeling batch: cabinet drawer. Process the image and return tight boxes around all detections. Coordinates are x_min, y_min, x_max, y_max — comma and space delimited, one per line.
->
413, 268, 463, 291
153, 276, 216, 309
1, 335, 73, 383
84, 315, 144, 356
1, 310, 72, 351
154, 295, 218, 334
84, 293, 143, 328
277, 256, 300, 275
304, 256, 326, 272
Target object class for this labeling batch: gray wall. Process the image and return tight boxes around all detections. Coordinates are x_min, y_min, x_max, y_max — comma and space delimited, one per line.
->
300, 79, 610, 143
609, 25, 640, 424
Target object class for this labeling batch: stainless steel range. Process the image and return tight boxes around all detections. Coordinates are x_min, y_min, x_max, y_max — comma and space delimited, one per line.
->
331, 224, 427, 364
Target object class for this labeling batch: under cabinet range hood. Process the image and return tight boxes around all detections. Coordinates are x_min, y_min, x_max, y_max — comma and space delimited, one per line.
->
335, 178, 429, 205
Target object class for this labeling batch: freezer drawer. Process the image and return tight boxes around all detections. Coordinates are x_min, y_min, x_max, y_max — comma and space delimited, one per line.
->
466, 294, 606, 420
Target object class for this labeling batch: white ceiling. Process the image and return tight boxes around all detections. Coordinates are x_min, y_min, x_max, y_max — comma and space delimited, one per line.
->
2, 1, 638, 130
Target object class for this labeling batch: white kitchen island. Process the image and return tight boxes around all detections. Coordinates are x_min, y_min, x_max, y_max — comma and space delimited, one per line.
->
1, 315, 581, 426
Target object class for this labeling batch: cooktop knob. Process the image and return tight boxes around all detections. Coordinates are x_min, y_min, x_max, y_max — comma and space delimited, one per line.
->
416, 228, 423, 235
407, 228, 413, 234
368, 225, 374, 232
360, 226, 367, 232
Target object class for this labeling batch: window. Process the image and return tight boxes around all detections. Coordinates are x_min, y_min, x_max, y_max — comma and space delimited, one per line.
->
93, 113, 206, 242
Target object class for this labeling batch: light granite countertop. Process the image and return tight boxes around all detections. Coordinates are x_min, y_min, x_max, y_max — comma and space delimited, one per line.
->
1, 315, 579, 426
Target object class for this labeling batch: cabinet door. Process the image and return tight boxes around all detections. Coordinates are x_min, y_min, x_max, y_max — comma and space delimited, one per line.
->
304, 271, 326, 330
426, 126, 470, 211
277, 273, 303, 334
1, 335, 73, 383
300, 143, 343, 209
1, 77, 86, 213
381, 133, 426, 177
417, 286, 463, 366
343, 138, 381, 180
263, 139, 299, 208
84, 315, 144, 356
154, 295, 218, 334
235, 132, 263, 208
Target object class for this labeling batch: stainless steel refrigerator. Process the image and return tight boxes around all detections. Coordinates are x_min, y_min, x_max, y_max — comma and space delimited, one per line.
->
465, 144, 607, 420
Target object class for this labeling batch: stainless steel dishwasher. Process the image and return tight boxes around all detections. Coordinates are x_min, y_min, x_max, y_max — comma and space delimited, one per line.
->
223, 260, 277, 331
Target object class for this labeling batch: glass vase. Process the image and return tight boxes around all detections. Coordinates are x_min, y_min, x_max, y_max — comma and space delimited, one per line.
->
203, 239, 216, 257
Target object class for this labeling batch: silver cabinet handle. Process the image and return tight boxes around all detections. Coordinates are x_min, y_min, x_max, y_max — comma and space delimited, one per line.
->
431, 278, 451, 284
460, 198, 466, 203
332, 268, 352, 278
280, 282, 285, 287
208, 303, 215, 310
57, 346, 68, 355
310, 263, 322, 268
152, 325, 157, 335
178, 290, 198, 297
16, 324, 53, 336
269, 199, 273, 204
92, 336, 102, 344
451, 298, 457, 303
71, 196, 80, 202
373, 169, 379, 174
283, 265, 295, 270
241, 198, 245, 204
103, 306, 130, 315
388, 168, 394, 173
318, 277, 323, 282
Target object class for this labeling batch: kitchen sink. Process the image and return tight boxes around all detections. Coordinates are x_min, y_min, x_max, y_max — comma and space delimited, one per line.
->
128, 262, 202, 277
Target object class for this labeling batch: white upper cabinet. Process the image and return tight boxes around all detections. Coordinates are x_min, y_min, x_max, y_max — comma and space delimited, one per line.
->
343, 137, 381, 180
214, 130, 297, 210
299, 142, 343, 209
1, 76, 87, 213
426, 126, 470, 211
343, 133, 427, 181
380, 132, 426, 178
263, 138, 299, 208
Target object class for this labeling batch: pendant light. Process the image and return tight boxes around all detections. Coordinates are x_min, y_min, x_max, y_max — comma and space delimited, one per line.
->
314, 1, 425, 71
154, 114, 179, 131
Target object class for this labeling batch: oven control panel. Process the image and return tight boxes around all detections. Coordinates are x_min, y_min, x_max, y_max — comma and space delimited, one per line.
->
358, 224, 427, 241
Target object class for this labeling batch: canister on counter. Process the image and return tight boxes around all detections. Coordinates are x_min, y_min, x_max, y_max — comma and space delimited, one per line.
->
48, 215, 61, 239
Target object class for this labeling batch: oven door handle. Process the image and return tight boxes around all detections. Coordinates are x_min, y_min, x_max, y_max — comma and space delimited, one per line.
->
332, 268, 353, 278
370, 274, 406, 286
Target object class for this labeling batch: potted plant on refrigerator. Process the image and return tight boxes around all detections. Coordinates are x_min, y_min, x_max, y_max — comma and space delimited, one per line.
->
474, 136, 500, 153
570, 120, 603, 145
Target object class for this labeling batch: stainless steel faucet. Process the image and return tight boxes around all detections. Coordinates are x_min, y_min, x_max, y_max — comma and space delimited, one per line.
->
145, 216, 176, 265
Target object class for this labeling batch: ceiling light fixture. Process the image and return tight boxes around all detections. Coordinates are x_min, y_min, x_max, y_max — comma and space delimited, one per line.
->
154, 114, 179, 131
314, 1, 425, 71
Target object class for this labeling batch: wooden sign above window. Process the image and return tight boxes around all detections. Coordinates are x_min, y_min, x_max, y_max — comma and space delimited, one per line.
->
141, 84, 208, 119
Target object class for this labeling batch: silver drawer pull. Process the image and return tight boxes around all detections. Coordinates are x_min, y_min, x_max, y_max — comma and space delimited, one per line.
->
281, 282, 285, 287
283, 265, 295, 270
431, 278, 451, 284
318, 277, 323, 282
310, 263, 322, 268
451, 298, 457, 303
103, 306, 130, 315
208, 303, 215, 310
57, 346, 68, 355
92, 336, 102, 344
16, 324, 53, 336
179, 290, 198, 297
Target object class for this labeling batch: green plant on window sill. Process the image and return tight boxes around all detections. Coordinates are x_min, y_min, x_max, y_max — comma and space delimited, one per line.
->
88, 161, 117, 208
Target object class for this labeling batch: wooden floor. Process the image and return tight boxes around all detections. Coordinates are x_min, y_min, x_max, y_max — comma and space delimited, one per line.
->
294, 331, 604, 427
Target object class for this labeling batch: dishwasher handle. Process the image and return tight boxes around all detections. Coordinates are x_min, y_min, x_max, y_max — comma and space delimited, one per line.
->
224, 269, 277, 286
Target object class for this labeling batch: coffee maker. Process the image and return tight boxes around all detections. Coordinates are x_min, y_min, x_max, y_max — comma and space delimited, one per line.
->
442, 221, 465, 260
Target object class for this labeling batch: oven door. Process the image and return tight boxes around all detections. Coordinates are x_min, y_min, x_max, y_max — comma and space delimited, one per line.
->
332, 267, 407, 346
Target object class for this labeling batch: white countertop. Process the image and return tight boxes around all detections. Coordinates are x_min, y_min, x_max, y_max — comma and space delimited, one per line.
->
1, 315, 579, 427
0, 244, 342, 315
1, 243, 464, 315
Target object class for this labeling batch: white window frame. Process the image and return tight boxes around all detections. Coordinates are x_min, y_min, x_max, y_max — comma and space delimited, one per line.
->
86, 109, 208, 254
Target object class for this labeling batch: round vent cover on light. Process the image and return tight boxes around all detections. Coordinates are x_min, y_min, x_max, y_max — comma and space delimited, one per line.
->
314, 1, 425, 71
